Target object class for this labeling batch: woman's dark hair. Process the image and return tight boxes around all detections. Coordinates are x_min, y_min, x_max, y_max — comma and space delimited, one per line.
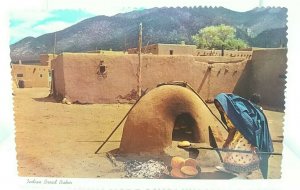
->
250, 93, 261, 105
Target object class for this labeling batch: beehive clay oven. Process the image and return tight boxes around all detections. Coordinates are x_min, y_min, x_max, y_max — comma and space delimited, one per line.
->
119, 85, 225, 154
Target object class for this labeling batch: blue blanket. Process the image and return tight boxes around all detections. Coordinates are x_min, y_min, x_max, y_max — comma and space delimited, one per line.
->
214, 93, 274, 178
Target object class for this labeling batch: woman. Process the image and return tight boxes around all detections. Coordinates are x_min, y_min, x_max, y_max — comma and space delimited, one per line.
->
214, 93, 273, 179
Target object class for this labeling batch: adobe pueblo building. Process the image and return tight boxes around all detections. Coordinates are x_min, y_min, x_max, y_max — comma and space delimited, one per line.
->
11, 54, 56, 88
128, 43, 197, 55
51, 44, 286, 111
11, 64, 50, 88
51, 53, 246, 103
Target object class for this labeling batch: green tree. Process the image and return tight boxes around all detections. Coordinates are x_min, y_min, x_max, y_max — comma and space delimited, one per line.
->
192, 24, 248, 50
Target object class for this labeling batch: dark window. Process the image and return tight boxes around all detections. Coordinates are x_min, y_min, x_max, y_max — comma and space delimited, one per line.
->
97, 61, 107, 79
40, 74, 43, 77
17, 74, 23, 77
100, 65, 106, 74
169, 50, 174, 55
18, 80, 25, 88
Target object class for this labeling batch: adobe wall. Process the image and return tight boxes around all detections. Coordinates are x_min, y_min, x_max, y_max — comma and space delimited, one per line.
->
143, 44, 159, 54
195, 49, 252, 60
40, 54, 57, 66
53, 48, 286, 110
51, 55, 66, 98
203, 60, 248, 102
128, 44, 159, 54
127, 48, 138, 54
248, 48, 287, 111
140, 55, 206, 92
141, 55, 247, 103
11, 64, 50, 88
54, 53, 247, 104
157, 44, 196, 55
85, 50, 126, 55
128, 44, 196, 55
194, 56, 245, 63
193, 55, 249, 102
61, 53, 138, 103
17, 61, 40, 65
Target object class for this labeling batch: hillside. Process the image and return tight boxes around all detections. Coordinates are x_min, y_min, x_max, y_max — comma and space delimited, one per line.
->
10, 7, 287, 62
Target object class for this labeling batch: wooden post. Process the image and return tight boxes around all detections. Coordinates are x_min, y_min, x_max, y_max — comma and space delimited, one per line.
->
124, 34, 127, 53
221, 45, 224, 56
137, 23, 143, 97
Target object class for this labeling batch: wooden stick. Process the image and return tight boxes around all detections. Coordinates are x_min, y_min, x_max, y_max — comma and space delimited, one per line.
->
137, 23, 143, 97
179, 146, 282, 156
94, 93, 145, 154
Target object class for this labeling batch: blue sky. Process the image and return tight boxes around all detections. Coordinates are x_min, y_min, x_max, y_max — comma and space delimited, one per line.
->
9, 9, 96, 44
9, 5, 149, 44
9, 0, 266, 45
30, 10, 95, 28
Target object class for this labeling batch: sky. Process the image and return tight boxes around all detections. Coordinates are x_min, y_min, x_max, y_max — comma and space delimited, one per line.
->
8, 0, 282, 45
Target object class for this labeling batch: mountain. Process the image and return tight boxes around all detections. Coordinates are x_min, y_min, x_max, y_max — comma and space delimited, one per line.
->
10, 7, 287, 62
249, 27, 287, 48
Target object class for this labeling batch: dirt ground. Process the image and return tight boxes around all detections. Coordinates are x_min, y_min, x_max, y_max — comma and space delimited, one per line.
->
14, 87, 283, 179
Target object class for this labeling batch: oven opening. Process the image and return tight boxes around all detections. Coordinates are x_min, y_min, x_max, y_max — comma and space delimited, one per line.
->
172, 113, 198, 143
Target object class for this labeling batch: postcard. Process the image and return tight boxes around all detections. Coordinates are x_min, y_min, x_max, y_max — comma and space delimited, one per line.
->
1, 0, 300, 189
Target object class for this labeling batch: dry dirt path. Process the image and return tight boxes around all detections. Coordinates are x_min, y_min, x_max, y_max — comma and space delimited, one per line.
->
14, 88, 283, 178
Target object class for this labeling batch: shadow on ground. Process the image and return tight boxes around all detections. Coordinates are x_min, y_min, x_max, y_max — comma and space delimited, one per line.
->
33, 96, 58, 103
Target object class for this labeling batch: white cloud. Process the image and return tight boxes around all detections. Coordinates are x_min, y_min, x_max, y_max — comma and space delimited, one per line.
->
10, 10, 51, 23
9, 8, 84, 43
9, 10, 55, 43
10, 21, 39, 43
33, 21, 72, 33
10, 19, 73, 44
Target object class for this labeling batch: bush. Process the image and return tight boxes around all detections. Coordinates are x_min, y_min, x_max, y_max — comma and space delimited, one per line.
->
192, 24, 248, 50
